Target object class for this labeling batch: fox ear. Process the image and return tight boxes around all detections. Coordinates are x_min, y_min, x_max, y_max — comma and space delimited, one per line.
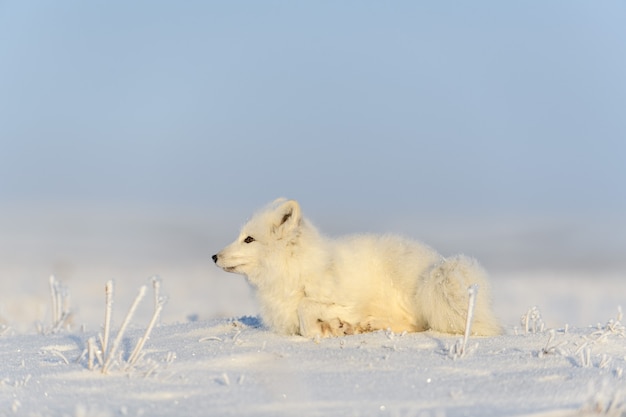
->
272, 199, 301, 235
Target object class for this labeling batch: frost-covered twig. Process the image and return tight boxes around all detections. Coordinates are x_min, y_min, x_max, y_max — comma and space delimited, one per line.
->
461, 284, 478, 353
125, 278, 167, 368
47, 276, 72, 333
579, 347, 592, 368
49, 349, 69, 365
152, 276, 161, 312
580, 306, 625, 351
599, 354, 612, 369
102, 281, 113, 357
538, 329, 567, 358
101, 285, 147, 374
50, 275, 60, 325
521, 306, 545, 334
126, 297, 165, 367
87, 278, 168, 375
87, 337, 97, 371
602, 306, 625, 337
449, 284, 479, 359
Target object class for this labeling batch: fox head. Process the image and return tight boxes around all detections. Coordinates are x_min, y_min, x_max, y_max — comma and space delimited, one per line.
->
212, 198, 303, 286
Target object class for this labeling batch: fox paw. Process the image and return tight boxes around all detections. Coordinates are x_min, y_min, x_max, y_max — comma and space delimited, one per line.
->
317, 318, 356, 337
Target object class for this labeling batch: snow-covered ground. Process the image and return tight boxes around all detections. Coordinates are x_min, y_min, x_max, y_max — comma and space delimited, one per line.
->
1, 310, 625, 416
1, 208, 625, 416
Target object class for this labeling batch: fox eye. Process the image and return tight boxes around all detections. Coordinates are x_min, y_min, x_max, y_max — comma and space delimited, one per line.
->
243, 236, 255, 244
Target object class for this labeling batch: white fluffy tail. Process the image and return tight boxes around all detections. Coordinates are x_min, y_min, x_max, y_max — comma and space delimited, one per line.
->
418, 255, 501, 336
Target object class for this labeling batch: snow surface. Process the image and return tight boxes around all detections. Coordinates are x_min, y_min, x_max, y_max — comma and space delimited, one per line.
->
1, 276, 625, 417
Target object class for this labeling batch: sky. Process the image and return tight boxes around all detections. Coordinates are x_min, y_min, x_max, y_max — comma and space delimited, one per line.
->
1, 1, 625, 222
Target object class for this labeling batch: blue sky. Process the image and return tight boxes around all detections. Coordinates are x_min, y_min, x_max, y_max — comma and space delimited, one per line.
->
1, 1, 625, 221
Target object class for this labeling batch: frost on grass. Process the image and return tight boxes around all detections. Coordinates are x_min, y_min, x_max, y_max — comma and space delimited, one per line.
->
30, 276, 171, 378
448, 284, 479, 359
39, 276, 73, 334
537, 329, 567, 358
76, 277, 168, 375
521, 306, 545, 334
524, 306, 626, 375
572, 306, 625, 370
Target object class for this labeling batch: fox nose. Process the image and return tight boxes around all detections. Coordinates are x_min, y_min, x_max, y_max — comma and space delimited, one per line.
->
212, 254, 218, 263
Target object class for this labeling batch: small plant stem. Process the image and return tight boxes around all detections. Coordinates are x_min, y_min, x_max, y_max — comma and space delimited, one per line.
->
87, 337, 96, 370
50, 350, 69, 365
460, 284, 479, 356
523, 309, 529, 333
49, 276, 59, 326
152, 277, 161, 311
127, 299, 165, 367
102, 281, 113, 357
102, 285, 147, 374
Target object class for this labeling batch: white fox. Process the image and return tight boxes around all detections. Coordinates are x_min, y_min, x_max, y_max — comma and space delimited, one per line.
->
213, 199, 501, 337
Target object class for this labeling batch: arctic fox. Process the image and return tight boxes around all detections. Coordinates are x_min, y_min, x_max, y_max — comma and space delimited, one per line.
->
212, 199, 501, 338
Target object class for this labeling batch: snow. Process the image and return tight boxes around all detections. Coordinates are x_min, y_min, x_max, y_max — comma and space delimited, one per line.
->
1, 312, 625, 416
2, 274, 625, 417
1, 210, 625, 416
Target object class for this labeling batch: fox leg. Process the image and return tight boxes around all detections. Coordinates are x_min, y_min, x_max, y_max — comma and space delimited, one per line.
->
297, 298, 355, 338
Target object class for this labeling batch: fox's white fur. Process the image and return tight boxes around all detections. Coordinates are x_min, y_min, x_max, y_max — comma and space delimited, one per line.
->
213, 199, 501, 337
